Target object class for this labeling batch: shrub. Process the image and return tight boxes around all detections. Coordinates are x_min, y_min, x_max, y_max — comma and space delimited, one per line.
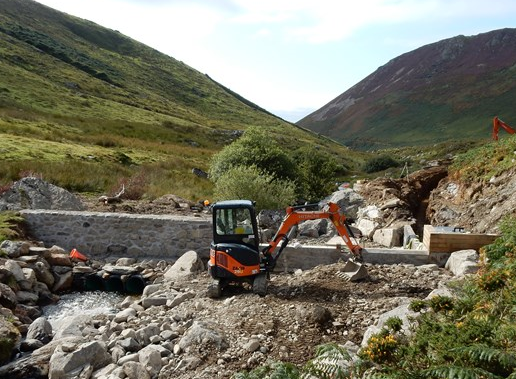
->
360, 332, 398, 364
428, 296, 454, 313
292, 146, 340, 202
477, 268, 508, 292
209, 127, 296, 183
233, 361, 300, 379
384, 316, 403, 333
113, 170, 148, 200
213, 166, 296, 211
363, 155, 399, 173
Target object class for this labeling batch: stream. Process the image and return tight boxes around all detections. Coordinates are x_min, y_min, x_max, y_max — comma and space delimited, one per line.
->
42, 291, 124, 325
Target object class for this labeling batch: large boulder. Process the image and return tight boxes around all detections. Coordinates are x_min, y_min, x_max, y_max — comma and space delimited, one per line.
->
178, 321, 228, 352
26, 317, 53, 344
0, 177, 84, 211
445, 249, 479, 277
326, 189, 365, 220
49, 340, 112, 379
163, 251, 204, 281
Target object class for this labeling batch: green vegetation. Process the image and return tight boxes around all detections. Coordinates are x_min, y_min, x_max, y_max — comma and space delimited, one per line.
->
209, 128, 342, 207
451, 135, 516, 181
213, 166, 297, 211
209, 127, 297, 183
0, 0, 359, 201
234, 218, 516, 378
234, 344, 355, 379
363, 155, 399, 173
0, 211, 24, 243
359, 217, 516, 379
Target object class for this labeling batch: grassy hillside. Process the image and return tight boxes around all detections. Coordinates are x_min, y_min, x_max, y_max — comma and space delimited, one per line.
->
0, 0, 361, 200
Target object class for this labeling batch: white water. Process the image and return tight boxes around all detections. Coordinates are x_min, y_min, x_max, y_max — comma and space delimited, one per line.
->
42, 291, 124, 323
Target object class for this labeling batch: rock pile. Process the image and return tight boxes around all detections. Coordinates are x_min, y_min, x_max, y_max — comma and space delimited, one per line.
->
0, 236, 468, 379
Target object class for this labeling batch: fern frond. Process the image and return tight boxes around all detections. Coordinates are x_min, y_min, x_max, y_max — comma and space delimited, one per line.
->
268, 361, 300, 379
303, 343, 352, 379
232, 361, 300, 379
452, 344, 516, 370
420, 365, 503, 379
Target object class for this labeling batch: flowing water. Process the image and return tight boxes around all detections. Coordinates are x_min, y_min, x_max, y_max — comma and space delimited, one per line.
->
42, 291, 124, 324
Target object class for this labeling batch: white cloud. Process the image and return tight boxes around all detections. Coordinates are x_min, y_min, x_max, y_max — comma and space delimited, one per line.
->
228, 0, 440, 44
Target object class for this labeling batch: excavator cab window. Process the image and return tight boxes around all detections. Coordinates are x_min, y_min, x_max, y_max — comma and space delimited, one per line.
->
212, 201, 259, 250
215, 207, 253, 236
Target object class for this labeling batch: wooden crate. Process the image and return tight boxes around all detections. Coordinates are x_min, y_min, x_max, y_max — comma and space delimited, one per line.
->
423, 225, 499, 253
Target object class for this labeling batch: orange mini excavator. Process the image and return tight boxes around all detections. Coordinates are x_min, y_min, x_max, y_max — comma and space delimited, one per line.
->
207, 200, 367, 298
493, 116, 516, 141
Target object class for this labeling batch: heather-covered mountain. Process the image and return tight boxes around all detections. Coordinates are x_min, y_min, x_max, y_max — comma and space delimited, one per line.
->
298, 28, 516, 150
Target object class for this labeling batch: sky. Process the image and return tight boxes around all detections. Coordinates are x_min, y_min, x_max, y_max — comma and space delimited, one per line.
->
34, 0, 516, 122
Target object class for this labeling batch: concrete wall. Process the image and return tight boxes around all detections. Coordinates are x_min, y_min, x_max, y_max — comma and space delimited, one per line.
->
19, 210, 439, 269
20, 210, 212, 261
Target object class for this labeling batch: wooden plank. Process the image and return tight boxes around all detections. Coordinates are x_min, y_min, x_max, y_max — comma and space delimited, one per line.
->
423, 224, 499, 253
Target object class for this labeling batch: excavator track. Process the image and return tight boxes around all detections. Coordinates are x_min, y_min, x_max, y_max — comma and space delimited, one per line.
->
207, 278, 222, 298
252, 273, 268, 296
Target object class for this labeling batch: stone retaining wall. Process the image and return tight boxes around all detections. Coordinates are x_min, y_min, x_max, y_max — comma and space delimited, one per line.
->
20, 210, 212, 261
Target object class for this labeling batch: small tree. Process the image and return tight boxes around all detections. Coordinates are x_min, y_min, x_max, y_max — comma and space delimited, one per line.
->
213, 166, 296, 211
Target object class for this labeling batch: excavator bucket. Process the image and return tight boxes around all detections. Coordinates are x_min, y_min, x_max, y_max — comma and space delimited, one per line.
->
336, 259, 368, 282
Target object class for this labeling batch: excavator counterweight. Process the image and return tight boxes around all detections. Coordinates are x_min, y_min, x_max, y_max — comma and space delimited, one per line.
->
207, 200, 368, 298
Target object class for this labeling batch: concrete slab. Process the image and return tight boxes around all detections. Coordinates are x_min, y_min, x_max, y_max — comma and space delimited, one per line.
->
362, 248, 429, 266
263, 243, 431, 272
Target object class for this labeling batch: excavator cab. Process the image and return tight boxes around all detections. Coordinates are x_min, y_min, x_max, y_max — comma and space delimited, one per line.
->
213, 200, 259, 249
208, 200, 267, 298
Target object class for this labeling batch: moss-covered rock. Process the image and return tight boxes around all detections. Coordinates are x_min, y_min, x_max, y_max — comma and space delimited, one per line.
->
0, 314, 21, 365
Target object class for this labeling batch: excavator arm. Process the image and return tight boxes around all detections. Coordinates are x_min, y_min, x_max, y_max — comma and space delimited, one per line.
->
493, 116, 516, 141
261, 202, 363, 270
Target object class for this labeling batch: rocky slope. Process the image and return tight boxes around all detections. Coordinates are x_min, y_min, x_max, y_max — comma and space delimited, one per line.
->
427, 166, 516, 234
0, 244, 454, 379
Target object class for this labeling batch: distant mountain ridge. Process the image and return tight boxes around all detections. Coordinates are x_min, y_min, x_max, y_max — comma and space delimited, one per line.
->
298, 28, 516, 149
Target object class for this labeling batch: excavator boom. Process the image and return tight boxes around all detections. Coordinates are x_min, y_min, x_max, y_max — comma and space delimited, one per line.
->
261, 202, 367, 281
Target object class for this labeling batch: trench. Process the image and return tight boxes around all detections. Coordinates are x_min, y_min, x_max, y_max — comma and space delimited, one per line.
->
406, 166, 449, 237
